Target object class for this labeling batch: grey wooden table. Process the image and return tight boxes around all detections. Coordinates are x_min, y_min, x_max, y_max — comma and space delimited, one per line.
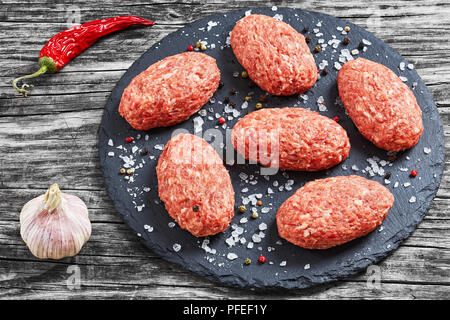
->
0, 0, 449, 299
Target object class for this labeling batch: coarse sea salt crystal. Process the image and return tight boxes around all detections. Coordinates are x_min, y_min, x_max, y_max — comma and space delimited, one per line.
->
351, 49, 359, 55
319, 60, 328, 70
206, 21, 218, 31
108, 139, 114, 146
280, 261, 287, 267
403, 182, 411, 187
154, 144, 164, 150
173, 243, 181, 252
334, 62, 342, 70
259, 223, 267, 231
273, 14, 283, 21
394, 182, 399, 188
399, 76, 408, 82
407, 63, 414, 70
108, 152, 114, 157
227, 253, 238, 260
409, 196, 416, 203
304, 264, 310, 270
271, 5, 277, 11
252, 234, 262, 243
193, 116, 204, 133
131, 146, 139, 153
424, 147, 431, 154
225, 237, 235, 247
399, 62, 406, 71
245, 10, 252, 16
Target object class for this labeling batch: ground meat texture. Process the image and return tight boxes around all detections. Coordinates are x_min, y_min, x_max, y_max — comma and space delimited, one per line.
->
231, 108, 350, 171
119, 52, 220, 130
276, 175, 394, 249
156, 134, 234, 237
230, 14, 317, 96
338, 58, 423, 151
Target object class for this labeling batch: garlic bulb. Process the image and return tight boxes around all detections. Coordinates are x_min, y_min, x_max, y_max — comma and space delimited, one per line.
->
20, 184, 91, 259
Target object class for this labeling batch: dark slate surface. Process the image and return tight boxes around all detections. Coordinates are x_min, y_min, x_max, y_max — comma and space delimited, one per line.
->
98, 7, 445, 289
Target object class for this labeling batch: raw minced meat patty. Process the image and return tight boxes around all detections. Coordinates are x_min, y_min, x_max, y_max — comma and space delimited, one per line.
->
338, 58, 423, 151
119, 52, 220, 130
230, 14, 317, 96
277, 175, 394, 249
231, 108, 350, 171
156, 133, 234, 237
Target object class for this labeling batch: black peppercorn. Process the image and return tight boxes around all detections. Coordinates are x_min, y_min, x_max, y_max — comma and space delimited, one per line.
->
305, 35, 312, 43
343, 37, 350, 45
140, 148, 148, 156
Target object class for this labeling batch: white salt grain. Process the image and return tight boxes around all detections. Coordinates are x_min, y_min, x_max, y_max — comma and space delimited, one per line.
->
227, 253, 238, 260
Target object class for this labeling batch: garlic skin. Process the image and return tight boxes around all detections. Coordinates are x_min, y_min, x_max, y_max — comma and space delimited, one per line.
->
20, 184, 91, 260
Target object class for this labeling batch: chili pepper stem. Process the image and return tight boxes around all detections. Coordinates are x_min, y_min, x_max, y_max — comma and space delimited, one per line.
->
12, 65, 48, 97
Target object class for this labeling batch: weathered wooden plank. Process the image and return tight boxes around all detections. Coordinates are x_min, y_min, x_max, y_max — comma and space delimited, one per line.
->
0, 281, 448, 300
1, 245, 449, 299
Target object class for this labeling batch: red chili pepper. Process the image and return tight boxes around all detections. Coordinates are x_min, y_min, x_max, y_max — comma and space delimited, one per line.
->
258, 255, 266, 264
218, 117, 226, 124
126, 137, 134, 143
187, 45, 194, 51
410, 170, 418, 177
333, 116, 340, 122
12, 16, 154, 96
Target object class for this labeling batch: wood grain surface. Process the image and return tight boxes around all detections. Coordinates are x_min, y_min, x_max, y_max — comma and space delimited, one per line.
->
0, 0, 449, 299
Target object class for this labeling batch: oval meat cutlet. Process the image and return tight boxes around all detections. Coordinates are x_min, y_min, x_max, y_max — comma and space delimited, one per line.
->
338, 58, 423, 151
119, 52, 220, 131
156, 134, 235, 237
277, 175, 394, 249
231, 108, 350, 171
230, 14, 317, 96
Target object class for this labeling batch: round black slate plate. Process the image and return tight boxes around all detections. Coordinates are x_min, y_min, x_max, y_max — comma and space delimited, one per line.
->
98, 7, 444, 290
